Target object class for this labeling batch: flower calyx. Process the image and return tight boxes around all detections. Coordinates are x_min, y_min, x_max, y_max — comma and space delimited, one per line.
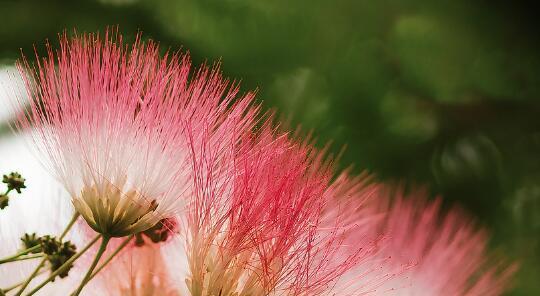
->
0, 194, 9, 209
21, 233, 42, 252
2, 172, 26, 194
134, 218, 176, 247
19, 233, 78, 280
0, 172, 26, 210
40, 235, 78, 280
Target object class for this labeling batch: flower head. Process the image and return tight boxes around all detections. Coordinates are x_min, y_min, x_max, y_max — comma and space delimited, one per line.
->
364, 193, 517, 295
3, 172, 27, 194
176, 123, 385, 295
14, 30, 257, 238
6, 29, 518, 296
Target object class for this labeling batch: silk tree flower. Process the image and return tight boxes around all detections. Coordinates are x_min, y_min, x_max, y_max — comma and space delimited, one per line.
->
0, 135, 181, 296
79, 130, 389, 296
6, 29, 517, 296
75, 132, 387, 295
12, 31, 258, 238
339, 193, 517, 296
156, 122, 389, 296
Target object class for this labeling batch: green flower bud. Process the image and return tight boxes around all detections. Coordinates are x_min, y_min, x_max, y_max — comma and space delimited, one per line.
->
2, 172, 26, 194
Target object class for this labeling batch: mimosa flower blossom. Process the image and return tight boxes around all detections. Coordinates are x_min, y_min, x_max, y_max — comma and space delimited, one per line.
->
13, 31, 257, 238
167, 125, 388, 295
349, 193, 517, 295
84, 127, 390, 296
4, 30, 517, 295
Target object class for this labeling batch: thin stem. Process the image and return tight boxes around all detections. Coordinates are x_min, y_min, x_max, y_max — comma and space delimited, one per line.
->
13, 258, 46, 296
25, 234, 101, 296
87, 235, 134, 282
0, 254, 43, 264
0, 245, 40, 264
0, 213, 78, 266
15, 213, 80, 296
1, 269, 46, 294
60, 213, 80, 241
71, 236, 110, 296
17, 254, 43, 261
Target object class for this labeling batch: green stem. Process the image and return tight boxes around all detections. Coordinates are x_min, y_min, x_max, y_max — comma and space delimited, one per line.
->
1, 269, 46, 294
13, 258, 46, 296
25, 234, 101, 296
0, 245, 41, 264
87, 235, 134, 282
60, 213, 80, 241
1, 254, 43, 263
15, 212, 80, 296
71, 236, 110, 296
17, 254, 43, 260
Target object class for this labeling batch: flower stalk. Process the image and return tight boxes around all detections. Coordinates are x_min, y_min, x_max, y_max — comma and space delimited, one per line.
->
0, 245, 41, 264
59, 213, 80, 240
87, 235, 134, 282
0, 254, 43, 264
14, 258, 47, 296
15, 213, 80, 296
26, 234, 101, 296
71, 236, 110, 296
1, 269, 47, 294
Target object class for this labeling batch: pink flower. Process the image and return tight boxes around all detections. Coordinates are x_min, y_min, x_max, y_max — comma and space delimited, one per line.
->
358, 192, 517, 295
8, 29, 516, 296
14, 30, 257, 238
176, 124, 385, 295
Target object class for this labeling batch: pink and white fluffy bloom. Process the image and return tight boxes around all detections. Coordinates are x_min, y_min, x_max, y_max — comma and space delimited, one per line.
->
347, 193, 517, 295
6, 29, 517, 296
13, 31, 257, 237
166, 123, 388, 296
78, 133, 391, 296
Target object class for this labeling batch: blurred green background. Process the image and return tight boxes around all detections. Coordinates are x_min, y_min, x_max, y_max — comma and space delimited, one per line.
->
1, 0, 539, 294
